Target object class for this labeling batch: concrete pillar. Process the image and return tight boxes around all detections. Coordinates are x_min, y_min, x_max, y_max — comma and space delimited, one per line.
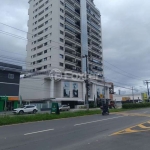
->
50, 78, 54, 98
83, 82, 86, 104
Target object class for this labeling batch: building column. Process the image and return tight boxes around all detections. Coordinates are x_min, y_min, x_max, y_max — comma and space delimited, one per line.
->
83, 82, 86, 104
92, 84, 95, 100
50, 78, 54, 98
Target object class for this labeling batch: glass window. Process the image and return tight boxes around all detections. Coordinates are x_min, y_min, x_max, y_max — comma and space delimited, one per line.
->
8, 74, 14, 79
59, 62, 63, 66
73, 83, 78, 97
60, 38, 64, 42
60, 46, 64, 50
44, 50, 47, 53
44, 65, 47, 69
60, 30, 64, 35
60, 15, 64, 20
60, 23, 64, 27
97, 86, 102, 98
59, 54, 64, 58
63, 82, 70, 97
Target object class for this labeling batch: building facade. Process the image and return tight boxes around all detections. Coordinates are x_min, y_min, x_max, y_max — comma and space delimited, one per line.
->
20, 0, 111, 108
0, 62, 22, 111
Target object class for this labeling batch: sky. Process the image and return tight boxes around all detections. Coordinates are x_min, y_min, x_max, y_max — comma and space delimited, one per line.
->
0, 0, 150, 94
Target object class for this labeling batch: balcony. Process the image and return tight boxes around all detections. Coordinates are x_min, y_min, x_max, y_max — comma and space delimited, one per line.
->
91, 32, 100, 39
65, 64, 81, 72
93, 66, 103, 72
65, 4, 80, 19
65, 43, 75, 51
65, 35, 75, 43
74, 0, 80, 8
92, 44, 100, 50
87, 9, 100, 23
65, 50, 76, 57
89, 59, 102, 66
65, 56, 76, 65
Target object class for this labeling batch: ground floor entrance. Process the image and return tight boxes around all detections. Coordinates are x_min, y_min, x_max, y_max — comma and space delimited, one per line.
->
0, 96, 19, 111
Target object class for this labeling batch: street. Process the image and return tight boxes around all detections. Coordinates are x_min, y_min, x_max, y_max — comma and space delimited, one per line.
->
1, 108, 150, 150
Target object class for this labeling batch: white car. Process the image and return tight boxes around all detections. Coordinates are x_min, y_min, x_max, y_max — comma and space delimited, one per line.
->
59, 105, 70, 111
13, 105, 38, 115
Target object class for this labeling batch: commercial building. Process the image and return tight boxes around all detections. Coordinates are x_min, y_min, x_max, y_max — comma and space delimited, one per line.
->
19, 0, 112, 108
0, 62, 22, 111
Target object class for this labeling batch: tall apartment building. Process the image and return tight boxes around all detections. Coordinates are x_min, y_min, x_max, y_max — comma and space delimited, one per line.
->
27, 0, 103, 76
20, 0, 112, 108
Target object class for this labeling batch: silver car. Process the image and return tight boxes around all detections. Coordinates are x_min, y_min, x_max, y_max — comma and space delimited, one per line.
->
59, 105, 70, 111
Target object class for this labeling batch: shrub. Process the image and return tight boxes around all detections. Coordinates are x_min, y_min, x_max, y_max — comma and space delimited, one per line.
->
122, 103, 150, 109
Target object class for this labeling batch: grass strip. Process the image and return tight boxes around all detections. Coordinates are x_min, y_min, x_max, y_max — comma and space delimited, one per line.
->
0, 108, 140, 126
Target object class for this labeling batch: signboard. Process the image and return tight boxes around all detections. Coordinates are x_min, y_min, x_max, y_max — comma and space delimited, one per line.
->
0, 96, 8, 101
51, 102, 59, 114
141, 93, 148, 101
122, 97, 130, 101
100, 94, 104, 99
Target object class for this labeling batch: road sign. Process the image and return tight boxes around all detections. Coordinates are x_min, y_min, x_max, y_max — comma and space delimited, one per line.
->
51, 102, 60, 114
100, 94, 103, 98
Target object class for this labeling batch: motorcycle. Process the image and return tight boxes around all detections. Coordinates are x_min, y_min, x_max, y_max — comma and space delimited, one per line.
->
100, 105, 109, 116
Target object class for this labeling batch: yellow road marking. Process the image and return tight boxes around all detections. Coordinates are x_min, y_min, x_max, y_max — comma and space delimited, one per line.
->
111, 120, 150, 136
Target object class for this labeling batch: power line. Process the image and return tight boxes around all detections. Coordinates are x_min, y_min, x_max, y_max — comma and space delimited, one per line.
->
104, 64, 142, 82
0, 23, 145, 83
104, 60, 143, 80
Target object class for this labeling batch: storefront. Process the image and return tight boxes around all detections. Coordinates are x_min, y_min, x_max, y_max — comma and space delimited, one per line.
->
0, 96, 19, 111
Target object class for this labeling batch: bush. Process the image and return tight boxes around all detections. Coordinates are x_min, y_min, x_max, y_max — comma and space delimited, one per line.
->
122, 103, 150, 109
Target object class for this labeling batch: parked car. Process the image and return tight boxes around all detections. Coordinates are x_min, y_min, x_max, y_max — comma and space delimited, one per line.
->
59, 105, 70, 111
13, 105, 38, 115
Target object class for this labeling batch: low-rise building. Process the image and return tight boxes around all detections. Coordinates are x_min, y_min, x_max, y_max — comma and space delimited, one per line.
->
0, 62, 22, 111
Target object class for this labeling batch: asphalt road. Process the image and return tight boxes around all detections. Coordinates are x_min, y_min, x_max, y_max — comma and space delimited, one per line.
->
1, 108, 150, 150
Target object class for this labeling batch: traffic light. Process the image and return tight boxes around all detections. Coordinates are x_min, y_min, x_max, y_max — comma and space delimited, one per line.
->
109, 87, 114, 94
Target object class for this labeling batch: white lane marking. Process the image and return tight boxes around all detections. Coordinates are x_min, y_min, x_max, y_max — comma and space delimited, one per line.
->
24, 129, 54, 136
74, 116, 124, 126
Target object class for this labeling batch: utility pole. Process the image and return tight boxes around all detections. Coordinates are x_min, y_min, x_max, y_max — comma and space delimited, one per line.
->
144, 80, 150, 101
132, 87, 134, 103
82, 55, 89, 110
103, 77, 106, 104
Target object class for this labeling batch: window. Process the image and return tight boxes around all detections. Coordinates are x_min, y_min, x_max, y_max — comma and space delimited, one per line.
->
44, 57, 47, 61
45, 21, 48, 25
60, 1, 64, 5
45, 28, 48, 31
60, 8, 64, 13
73, 83, 78, 97
59, 54, 64, 58
44, 50, 47, 53
60, 38, 64, 42
45, 0, 49, 4
60, 46, 64, 50
44, 35, 48, 39
60, 15, 64, 20
59, 62, 63, 66
44, 42, 48, 46
45, 14, 48, 18
45, 7, 48, 11
8, 74, 14, 79
60, 23, 64, 27
60, 30, 64, 35
50, 25, 52, 28
44, 65, 47, 69
63, 82, 70, 97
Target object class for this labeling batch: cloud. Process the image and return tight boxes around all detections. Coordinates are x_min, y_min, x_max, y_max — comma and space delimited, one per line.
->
0, 0, 28, 67
94, 0, 150, 93
0, 0, 149, 93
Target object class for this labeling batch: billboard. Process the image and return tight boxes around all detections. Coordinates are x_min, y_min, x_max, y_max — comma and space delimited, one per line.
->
141, 93, 148, 101
122, 97, 130, 101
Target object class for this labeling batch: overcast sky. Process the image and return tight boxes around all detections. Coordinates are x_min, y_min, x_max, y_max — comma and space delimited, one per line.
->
0, 0, 150, 94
